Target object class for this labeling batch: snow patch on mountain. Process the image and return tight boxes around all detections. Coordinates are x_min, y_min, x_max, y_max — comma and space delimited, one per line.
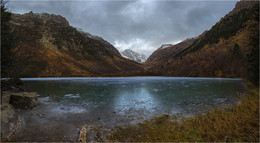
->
121, 49, 147, 63
159, 44, 172, 49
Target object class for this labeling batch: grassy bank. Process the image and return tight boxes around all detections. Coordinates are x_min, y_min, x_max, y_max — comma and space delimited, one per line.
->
109, 88, 259, 142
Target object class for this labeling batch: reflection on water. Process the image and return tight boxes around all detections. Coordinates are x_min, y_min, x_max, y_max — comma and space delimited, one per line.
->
114, 87, 160, 120
13, 77, 245, 141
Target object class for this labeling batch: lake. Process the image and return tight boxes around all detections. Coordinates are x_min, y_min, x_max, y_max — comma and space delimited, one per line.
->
12, 77, 246, 141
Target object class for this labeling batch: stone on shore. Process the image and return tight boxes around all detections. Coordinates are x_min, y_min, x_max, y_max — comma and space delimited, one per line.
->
10, 92, 38, 109
78, 125, 88, 142
1, 103, 21, 140
78, 125, 109, 142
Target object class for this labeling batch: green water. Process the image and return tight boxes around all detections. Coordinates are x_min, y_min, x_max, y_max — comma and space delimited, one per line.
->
13, 77, 245, 141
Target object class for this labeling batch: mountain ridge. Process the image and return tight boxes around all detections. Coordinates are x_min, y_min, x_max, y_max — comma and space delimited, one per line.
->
145, 1, 259, 83
3, 11, 144, 77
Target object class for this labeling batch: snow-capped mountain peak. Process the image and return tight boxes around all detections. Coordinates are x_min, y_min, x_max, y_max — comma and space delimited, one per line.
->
121, 49, 147, 63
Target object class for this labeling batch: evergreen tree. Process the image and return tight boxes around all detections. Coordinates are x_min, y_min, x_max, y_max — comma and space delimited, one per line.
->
1, 0, 17, 77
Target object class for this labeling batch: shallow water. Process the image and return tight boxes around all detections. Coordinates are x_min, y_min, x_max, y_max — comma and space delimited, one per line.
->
12, 77, 245, 141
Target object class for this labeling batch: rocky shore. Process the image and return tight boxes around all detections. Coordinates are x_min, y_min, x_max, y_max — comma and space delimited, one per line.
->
78, 124, 110, 142
1, 103, 21, 141
1, 90, 39, 141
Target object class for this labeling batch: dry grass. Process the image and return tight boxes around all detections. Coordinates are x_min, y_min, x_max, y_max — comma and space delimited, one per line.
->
109, 88, 259, 142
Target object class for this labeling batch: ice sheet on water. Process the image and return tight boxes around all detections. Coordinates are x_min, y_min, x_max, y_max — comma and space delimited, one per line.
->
64, 94, 80, 98
51, 105, 87, 114
38, 96, 50, 102
214, 98, 227, 103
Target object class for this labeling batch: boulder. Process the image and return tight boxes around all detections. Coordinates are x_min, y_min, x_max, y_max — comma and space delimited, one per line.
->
1, 103, 21, 140
10, 92, 38, 109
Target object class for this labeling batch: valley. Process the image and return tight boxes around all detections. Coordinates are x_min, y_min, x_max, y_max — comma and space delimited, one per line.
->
1, 0, 259, 142
1, 1, 258, 86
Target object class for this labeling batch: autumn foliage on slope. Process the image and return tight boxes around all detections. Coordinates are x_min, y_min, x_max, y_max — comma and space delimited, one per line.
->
2, 12, 144, 77
145, 1, 259, 84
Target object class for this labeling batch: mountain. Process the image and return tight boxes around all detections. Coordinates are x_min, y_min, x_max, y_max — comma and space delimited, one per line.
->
3, 12, 144, 77
146, 39, 195, 64
121, 49, 147, 63
145, 1, 259, 84
2, 1, 258, 83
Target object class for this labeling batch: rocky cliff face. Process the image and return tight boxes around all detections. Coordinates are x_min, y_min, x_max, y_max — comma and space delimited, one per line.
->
121, 49, 147, 63
76, 28, 121, 57
6, 12, 144, 77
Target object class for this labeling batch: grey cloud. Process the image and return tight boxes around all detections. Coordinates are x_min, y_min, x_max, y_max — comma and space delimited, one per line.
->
7, 0, 237, 56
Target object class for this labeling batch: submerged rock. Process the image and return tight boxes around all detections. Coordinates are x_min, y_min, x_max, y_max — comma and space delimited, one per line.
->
1, 91, 11, 104
1, 103, 21, 140
39, 114, 44, 118
10, 92, 38, 109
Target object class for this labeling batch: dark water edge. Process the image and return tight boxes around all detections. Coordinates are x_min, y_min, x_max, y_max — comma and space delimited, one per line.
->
10, 77, 246, 142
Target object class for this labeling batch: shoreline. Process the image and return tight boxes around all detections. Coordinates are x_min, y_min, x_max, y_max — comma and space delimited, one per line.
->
1, 76, 244, 81
109, 87, 259, 142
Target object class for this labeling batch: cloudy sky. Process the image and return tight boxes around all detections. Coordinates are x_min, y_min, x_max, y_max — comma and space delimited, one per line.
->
7, 0, 238, 56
